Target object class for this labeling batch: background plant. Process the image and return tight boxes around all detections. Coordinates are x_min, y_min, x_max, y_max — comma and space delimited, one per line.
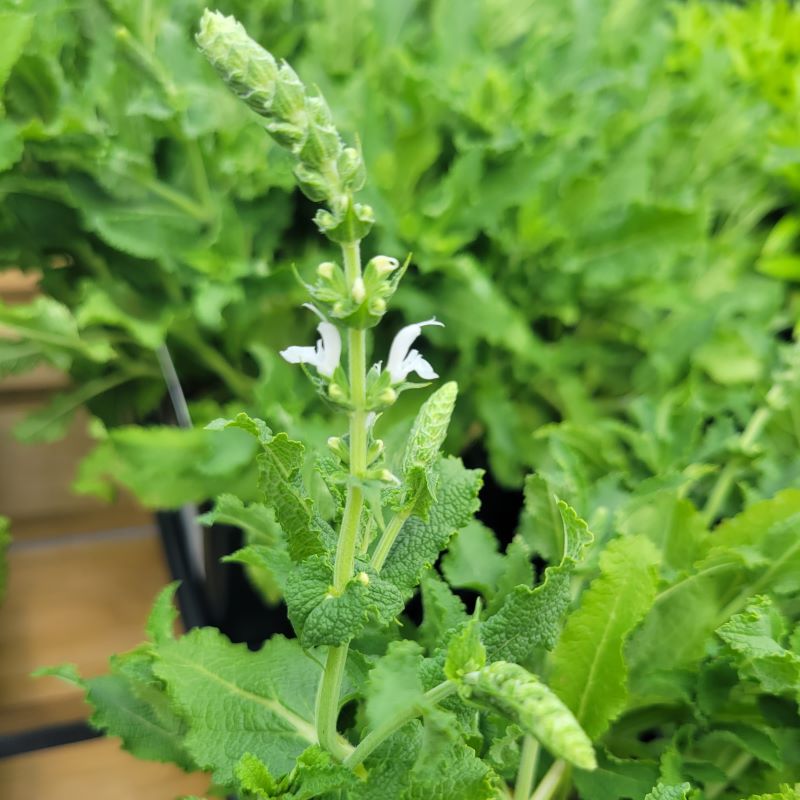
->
2, 0, 800, 516
35, 10, 800, 800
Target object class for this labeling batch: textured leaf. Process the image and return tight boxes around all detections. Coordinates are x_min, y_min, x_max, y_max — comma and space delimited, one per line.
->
0, 11, 33, 89
285, 556, 404, 647
644, 783, 692, 800
364, 640, 426, 729
441, 520, 507, 598
419, 569, 468, 653
550, 535, 660, 739
463, 661, 596, 770
482, 499, 593, 663
37, 653, 197, 772
153, 629, 323, 784
444, 616, 486, 681
145, 582, 180, 646
717, 596, 800, 699
381, 457, 483, 595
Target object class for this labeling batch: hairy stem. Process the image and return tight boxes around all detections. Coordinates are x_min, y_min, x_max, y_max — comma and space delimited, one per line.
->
529, 759, 566, 800
317, 236, 367, 758
370, 504, 412, 572
515, 736, 540, 800
344, 680, 457, 769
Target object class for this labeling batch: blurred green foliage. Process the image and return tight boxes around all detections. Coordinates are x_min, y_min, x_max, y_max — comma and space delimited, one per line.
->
1, 0, 799, 515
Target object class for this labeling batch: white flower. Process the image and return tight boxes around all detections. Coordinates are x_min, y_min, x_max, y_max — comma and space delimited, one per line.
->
386, 318, 444, 383
280, 320, 342, 377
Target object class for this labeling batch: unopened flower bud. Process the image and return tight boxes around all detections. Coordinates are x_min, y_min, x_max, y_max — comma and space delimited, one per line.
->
371, 256, 399, 275
378, 388, 397, 405
351, 276, 366, 304
328, 383, 346, 402
369, 298, 387, 315
317, 261, 335, 280
378, 469, 401, 484
356, 571, 370, 586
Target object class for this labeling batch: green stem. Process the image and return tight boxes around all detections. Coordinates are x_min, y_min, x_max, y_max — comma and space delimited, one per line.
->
705, 751, 753, 800
703, 406, 771, 524
529, 759, 566, 800
515, 736, 540, 800
344, 680, 457, 769
370, 505, 412, 572
316, 237, 367, 758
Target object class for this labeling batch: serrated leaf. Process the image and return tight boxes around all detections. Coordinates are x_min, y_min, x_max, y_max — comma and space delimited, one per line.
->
204, 495, 290, 603
441, 520, 507, 598
37, 654, 197, 772
365, 640, 426, 729
285, 556, 404, 647
152, 629, 324, 785
572, 750, 660, 800
380, 457, 483, 596
717, 596, 800, 699
463, 661, 596, 770
419, 569, 468, 653
145, 582, 180, 645
401, 382, 458, 516
444, 616, 485, 681
644, 783, 692, 800
550, 535, 660, 740
481, 499, 593, 663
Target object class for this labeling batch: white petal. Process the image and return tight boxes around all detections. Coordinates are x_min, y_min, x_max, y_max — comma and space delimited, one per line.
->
316, 322, 341, 377
403, 351, 438, 381
280, 345, 321, 368
386, 318, 444, 382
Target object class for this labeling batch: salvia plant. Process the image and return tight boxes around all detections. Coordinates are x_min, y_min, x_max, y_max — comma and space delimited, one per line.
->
37, 10, 800, 800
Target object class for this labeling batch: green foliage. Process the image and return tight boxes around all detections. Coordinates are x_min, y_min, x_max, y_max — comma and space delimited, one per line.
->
26, 3, 800, 798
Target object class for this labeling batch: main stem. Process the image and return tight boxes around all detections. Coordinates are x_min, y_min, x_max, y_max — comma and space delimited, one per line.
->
316, 238, 367, 758
515, 736, 540, 800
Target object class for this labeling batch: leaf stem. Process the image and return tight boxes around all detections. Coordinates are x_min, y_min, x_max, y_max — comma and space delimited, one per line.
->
529, 759, 566, 800
317, 236, 367, 758
343, 680, 457, 769
515, 736, 540, 800
370, 504, 412, 572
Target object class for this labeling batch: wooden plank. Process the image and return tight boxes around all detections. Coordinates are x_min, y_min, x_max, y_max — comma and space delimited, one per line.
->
0, 737, 210, 800
0, 530, 172, 735
0, 402, 144, 528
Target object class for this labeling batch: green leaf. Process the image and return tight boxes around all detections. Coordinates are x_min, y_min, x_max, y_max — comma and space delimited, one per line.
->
210, 415, 332, 560
364, 640, 425, 729
441, 520, 507, 598
75, 424, 257, 508
285, 556, 404, 647
37, 653, 197, 772
418, 569, 468, 653
153, 629, 323, 785
0, 11, 33, 89
644, 783, 692, 800
550, 535, 660, 740
463, 661, 596, 770
145, 582, 180, 646
401, 382, 458, 516
381, 457, 483, 595
572, 751, 660, 800
482, 499, 593, 663
203, 495, 290, 603
717, 596, 800, 699
444, 616, 486, 681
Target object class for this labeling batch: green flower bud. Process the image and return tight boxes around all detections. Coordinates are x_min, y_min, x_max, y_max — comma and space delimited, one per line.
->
317, 261, 336, 280
351, 276, 366, 304
378, 388, 397, 406
293, 163, 329, 203
338, 146, 366, 192
196, 11, 278, 116
300, 96, 343, 170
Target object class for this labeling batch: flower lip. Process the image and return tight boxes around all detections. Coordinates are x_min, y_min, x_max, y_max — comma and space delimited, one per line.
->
280, 313, 342, 378
385, 318, 444, 383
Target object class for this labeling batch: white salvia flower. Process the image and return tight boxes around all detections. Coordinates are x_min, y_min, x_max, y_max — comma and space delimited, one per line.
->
386, 318, 444, 383
280, 320, 342, 377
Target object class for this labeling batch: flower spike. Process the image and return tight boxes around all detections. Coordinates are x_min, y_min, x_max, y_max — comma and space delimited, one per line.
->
386, 318, 444, 383
281, 320, 342, 377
